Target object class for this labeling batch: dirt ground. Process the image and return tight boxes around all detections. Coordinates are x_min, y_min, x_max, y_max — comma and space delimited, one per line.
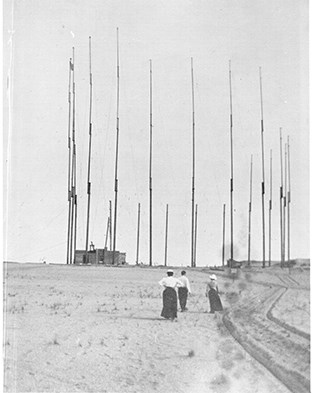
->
3, 262, 310, 393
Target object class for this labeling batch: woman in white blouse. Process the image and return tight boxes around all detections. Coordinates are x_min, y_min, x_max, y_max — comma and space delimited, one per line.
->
159, 270, 183, 320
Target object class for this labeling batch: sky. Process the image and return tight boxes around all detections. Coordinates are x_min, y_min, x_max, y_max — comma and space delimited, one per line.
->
3, 0, 309, 266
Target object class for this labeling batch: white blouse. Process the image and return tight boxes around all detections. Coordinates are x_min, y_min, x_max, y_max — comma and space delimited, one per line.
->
159, 277, 183, 289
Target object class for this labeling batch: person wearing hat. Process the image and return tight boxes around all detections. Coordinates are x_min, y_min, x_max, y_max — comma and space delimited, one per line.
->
206, 274, 223, 314
178, 271, 191, 312
159, 270, 183, 320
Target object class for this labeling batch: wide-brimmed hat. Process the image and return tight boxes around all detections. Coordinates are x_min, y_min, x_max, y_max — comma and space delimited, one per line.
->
210, 274, 217, 280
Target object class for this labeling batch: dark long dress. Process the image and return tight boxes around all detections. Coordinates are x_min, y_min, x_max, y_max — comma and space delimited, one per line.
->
178, 287, 188, 311
161, 287, 178, 319
207, 283, 223, 313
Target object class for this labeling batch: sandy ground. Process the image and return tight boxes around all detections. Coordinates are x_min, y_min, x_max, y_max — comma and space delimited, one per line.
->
3, 262, 309, 393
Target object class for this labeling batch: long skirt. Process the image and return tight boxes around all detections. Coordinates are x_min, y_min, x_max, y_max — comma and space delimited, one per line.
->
161, 287, 178, 319
208, 289, 223, 313
178, 287, 188, 311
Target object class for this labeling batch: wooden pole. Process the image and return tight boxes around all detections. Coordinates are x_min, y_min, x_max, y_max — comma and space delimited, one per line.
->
229, 61, 234, 266
248, 155, 253, 266
109, 200, 112, 251
284, 142, 288, 265
191, 58, 196, 268
164, 204, 169, 267
269, 149, 272, 267
194, 204, 198, 267
149, 59, 153, 267
104, 216, 110, 250
112, 28, 120, 265
287, 136, 291, 264
222, 203, 226, 267
73, 133, 78, 265
259, 67, 266, 268
136, 203, 141, 265
85, 36, 93, 264
69, 47, 76, 265
279, 128, 284, 268
66, 57, 72, 264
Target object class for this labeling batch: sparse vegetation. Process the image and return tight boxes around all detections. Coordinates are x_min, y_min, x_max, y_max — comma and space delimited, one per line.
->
221, 358, 234, 370
223, 282, 231, 290
210, 373, 229, 390
49, 335, 59, 345
238, 281, 247, 294
233, 351, 245, 360
7, 304, 26, 314
216, 320, 229, 337
225, 291, 239, 304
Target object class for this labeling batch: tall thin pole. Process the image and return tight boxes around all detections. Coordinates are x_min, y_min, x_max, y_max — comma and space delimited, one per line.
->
279, 128, 284, 268
229, 60, 234, 266
149, 59, 153, 267
287, 136, 291, 264
284, 143, 288, 265
112, 28, 120, 265
69, 47, 76, 265
259, 67, 266, 268
194, 204, 198, 267
109, 200, 112, 251
73, 129, 78, 265
268, 149, 273, 266
222, 203, 226, 267
73, 47, 78, 264
191, 57, 196, 268
248, 155, 253, 266
136, 203, 141, 265
104, 216, 110, 250
66, 57, 72, 265
164, 204, 169, 267
85, 36, 93, 264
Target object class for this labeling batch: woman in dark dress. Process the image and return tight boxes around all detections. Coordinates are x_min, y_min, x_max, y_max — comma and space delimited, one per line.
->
159, 270, 183, 320
206, 274, 223, 313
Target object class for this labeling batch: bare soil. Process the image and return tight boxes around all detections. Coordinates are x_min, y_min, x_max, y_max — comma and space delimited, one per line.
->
3, 262, 309, 393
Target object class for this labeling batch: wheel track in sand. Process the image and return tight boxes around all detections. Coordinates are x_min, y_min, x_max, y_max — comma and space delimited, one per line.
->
222, 277, 310, 393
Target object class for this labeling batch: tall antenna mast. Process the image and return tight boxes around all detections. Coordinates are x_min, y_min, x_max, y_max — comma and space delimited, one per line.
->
248, 155, 253, 266
104, 216, 110, 250
191, 57, 196, 268
109, 200, 112, 251
269, 149, 272, 266
259, 67, 266, 268
85, 36, 93, 264
194, 204, 198, 267
66, 57, 73, 264
222, 203, 226, 267
136, 203, 141, 265
284, 142, 288, 265
112, 28, 120, 265
287, 136, 291, 264
73, 119, 78, 265
70, 47, 77, 265
149, 59, 153, 267
279, 128, 284, 267
164, 204, 169, 267
229, 60, 234, 266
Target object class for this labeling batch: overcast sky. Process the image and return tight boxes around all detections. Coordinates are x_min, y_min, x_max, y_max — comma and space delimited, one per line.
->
3, 0, 309, 265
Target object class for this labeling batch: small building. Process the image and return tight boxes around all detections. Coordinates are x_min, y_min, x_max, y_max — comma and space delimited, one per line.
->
227, 259, 244, 268
75, 248, 126, 265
